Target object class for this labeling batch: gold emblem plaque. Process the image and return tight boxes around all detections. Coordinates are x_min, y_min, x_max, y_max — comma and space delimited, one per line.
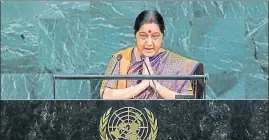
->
99, 107, 158, 140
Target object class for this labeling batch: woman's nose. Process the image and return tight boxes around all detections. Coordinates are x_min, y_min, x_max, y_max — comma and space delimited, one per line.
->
147, 37, 153, 46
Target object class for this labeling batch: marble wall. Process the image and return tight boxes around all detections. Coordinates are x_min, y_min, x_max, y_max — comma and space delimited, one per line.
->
1, 1, 268, 99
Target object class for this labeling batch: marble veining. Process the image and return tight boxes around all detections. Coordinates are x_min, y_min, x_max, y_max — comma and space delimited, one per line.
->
1, 1, 268, 99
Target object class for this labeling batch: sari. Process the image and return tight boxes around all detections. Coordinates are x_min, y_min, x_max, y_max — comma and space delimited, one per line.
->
101, 47, 202, 99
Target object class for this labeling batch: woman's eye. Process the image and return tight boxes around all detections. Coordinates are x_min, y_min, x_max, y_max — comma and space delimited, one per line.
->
140, 35, 147, 38
152, 35, 159, 39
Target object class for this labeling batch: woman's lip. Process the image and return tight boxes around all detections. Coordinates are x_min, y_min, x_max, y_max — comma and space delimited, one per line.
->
144, 49, 154, 52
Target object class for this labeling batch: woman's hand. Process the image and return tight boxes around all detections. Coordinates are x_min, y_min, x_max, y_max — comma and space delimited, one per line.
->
141, 59, 150, 87
149, 79, 160, 89
144, 57, 154, 74
145, 57, 157, 89
143, 57, 160, 89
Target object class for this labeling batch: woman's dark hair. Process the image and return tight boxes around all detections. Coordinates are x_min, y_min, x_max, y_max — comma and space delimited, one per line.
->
134, 10, 165, 35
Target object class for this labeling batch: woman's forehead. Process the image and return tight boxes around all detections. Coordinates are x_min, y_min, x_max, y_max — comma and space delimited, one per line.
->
139, 23, 161, 32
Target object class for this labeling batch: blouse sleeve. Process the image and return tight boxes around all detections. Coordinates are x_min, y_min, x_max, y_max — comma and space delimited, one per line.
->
100, 56, 120, 89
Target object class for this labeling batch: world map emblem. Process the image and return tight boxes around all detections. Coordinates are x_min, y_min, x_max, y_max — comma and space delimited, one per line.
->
99, 107, 158, 140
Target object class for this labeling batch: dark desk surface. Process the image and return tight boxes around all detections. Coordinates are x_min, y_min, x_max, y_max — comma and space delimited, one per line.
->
1, 100, 268, 140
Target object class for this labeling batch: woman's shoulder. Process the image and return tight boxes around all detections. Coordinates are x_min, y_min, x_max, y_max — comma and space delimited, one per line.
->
165, 50, 199, 64
113, 47, 134, 60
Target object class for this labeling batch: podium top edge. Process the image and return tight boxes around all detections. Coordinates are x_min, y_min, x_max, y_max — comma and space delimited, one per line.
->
52, 74, 207, 80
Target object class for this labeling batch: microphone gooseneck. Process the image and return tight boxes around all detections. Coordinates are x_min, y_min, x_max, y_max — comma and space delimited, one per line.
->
140, 54, 158, 97
101, 54, 123, 99
140, 54, 152, 75
140, 54, 146, 61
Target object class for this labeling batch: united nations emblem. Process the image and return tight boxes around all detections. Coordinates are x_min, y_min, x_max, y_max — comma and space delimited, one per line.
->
99, 107, 158, 140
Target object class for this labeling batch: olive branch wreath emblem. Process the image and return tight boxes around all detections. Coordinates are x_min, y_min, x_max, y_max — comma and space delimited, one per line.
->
99, 107, 158, 140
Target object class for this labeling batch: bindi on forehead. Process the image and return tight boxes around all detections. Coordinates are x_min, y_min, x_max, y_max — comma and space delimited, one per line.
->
148, 30, 151, 33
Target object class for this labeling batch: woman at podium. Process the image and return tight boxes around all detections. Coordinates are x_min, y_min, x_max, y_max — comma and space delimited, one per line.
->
100, 10, 204, 99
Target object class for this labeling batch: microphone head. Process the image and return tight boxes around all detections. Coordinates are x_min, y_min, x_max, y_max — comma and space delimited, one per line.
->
116, 54, 123, 61
140, 54, 145, 61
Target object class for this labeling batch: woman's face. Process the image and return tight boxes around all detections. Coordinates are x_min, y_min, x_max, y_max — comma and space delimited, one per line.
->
135, 23, 163, 57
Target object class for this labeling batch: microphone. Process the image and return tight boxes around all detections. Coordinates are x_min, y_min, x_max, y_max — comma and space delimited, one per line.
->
140, 54, 158, 97
101, 54, 123, 99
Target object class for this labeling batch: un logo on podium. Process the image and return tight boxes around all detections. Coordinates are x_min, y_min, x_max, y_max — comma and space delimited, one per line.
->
99, 107, 158, 140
